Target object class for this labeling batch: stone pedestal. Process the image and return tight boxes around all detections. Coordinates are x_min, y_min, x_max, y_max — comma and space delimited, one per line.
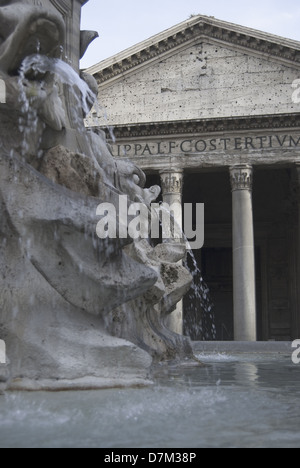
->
159, 169, 184, 335
230, 165, 257, 341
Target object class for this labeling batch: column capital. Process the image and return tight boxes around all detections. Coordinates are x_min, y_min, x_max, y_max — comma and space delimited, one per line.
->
230, 164, 253, 192
159, 169, 184, 195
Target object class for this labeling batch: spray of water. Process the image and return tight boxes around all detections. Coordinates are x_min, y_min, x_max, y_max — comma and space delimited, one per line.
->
20, 54, 95, 115
85, 99, 116, 144
21, 54, 118, 148
184, 249, 216, 341
154, 204, 216, 340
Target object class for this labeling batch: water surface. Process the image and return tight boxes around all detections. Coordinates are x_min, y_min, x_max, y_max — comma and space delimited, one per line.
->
0, 353, 299, 448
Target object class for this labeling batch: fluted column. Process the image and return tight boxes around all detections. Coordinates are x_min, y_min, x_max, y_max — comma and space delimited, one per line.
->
160, 169, 183, 231
160, 169, 184, 335
295, 164, 300, 338
230, 165, 257, 341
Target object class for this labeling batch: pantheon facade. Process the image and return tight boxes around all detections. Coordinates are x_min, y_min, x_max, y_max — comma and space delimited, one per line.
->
87, 15, 300, 341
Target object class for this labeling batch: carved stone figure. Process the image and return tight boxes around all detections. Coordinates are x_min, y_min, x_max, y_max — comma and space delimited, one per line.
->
0, 0, 194, 391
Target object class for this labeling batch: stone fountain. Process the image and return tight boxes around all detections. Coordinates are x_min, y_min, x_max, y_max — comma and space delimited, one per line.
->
0, 0, 193, 391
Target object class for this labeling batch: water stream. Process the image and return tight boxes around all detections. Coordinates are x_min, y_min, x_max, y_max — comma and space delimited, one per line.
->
16, 54, 97, 163
151, 203, 216, 340
184, 249, 216, 341
20, 54, 95, 116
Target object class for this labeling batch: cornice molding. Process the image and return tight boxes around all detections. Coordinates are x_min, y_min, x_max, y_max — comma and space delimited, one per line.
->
89, 18, 300, 85
101, 114, 300, 139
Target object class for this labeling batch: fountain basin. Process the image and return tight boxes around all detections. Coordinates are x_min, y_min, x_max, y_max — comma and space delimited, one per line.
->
0, 344, 299, 448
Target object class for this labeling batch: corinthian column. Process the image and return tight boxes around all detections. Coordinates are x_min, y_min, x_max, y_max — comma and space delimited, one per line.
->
295, 164, 300, 338
159, 169, 184, 335
230, 165, 257, 341
160, 169, 183, 230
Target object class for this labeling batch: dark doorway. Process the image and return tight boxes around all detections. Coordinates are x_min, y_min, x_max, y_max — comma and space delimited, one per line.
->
183, 171, 233, 340
202, 247, 234, 340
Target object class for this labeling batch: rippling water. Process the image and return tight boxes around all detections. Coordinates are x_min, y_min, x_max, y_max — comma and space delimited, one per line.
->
0, 354, 299, 448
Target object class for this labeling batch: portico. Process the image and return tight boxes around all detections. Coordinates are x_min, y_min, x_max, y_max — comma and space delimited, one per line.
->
87, 15, 300, 341
96, 128, 299, 341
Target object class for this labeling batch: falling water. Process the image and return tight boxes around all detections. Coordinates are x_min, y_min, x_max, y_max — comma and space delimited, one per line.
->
17, 63, 42, 161
20, 54, 95, 116
16, 53, 100, 162
184, 249, 216, 341
85, 99, 116, 144
19, 54, 117, 147
153, 203, 216, 340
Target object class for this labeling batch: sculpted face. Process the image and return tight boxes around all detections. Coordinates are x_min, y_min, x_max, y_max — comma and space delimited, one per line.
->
0, 0, 67, 144
0, 0, 65, 77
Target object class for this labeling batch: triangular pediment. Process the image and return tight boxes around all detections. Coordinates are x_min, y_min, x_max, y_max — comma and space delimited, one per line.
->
87, 16, 300, 125
87, 15, 300, 83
